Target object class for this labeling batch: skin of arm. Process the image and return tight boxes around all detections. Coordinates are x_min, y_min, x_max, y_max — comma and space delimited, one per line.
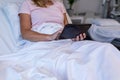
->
63, 13, 68, 26
19, 13, 60, 42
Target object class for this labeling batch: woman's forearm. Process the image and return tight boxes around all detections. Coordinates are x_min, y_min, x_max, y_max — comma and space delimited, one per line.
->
64, 13, 68, 26
21, 30, 52, 42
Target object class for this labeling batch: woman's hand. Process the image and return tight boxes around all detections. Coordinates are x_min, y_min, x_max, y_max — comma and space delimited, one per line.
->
49, 30, 62, 40
72, 33, 86, 41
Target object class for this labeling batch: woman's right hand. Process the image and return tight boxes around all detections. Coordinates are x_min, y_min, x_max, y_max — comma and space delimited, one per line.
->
72, 33, 86, 41
49, 30, 62, 40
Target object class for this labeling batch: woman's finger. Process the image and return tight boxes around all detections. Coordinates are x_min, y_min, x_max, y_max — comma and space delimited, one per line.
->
83, 33, 86, 39
80, 34, 84, 40
72, 33, 86, 41
77, 35, 80, 41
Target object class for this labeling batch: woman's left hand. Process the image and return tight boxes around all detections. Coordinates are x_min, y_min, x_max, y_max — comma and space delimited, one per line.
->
72, 33, 86, 41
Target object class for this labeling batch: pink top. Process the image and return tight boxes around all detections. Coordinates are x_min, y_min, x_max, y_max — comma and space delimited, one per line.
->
19, 0, 66, 28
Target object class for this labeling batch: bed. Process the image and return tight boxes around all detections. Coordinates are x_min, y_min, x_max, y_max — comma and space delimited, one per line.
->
0, 0, 120, 80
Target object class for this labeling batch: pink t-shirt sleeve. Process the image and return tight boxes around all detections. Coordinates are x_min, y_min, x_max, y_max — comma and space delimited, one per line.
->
57, 2, 66, 14
19, 0, 31, 15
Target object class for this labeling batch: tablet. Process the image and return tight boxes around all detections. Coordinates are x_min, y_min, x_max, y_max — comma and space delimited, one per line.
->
59, 24, 90, 39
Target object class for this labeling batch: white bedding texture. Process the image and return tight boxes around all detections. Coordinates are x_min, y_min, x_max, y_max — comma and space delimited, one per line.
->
0, 0, 120, 80
89, 19, 120, 42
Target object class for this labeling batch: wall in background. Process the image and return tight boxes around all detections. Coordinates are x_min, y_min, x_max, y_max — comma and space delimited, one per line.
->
64, 0, 103, 16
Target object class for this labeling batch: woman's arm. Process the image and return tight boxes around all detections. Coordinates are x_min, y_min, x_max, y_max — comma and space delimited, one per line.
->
19, 13, 60, 42
63, 13, 68, 26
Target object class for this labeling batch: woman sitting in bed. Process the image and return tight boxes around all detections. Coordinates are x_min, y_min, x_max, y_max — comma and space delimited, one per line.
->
19, 0, 86, 42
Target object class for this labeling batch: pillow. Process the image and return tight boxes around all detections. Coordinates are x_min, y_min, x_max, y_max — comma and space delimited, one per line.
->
0, 0, 25, 8
92, 19, 120, 26
2, 2, 21, 41
0, 8, 19, 54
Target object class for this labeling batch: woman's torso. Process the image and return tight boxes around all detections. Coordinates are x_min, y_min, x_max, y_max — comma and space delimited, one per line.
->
19, 0, 66, 28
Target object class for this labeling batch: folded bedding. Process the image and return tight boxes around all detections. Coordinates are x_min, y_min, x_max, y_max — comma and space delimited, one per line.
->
88, 18, 120, 42
88, 24, 120, 42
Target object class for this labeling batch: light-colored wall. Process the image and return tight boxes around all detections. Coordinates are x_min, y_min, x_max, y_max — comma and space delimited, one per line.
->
64, 0, 103, 15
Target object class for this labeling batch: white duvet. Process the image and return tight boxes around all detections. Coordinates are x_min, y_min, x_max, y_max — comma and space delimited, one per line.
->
0, 40, 120, 80
1, 0, 120, 80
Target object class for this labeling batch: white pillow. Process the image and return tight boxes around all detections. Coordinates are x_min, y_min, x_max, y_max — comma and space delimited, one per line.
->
92, 19, 120, 26
2, 2, 21, 41
0, 8, 20, 54
0, 0, 25, 8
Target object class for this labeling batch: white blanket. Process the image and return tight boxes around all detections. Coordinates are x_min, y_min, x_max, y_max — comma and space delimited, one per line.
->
0, 39, 120, 80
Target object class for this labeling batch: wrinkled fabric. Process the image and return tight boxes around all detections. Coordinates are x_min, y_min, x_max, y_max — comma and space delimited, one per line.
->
88, 24, 120, 42
1, 0, 120, 80
0, 40, 120, 80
